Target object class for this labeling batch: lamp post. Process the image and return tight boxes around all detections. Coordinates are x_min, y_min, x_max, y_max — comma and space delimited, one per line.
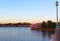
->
56, 0, 59, 29
50, 1, 59, 41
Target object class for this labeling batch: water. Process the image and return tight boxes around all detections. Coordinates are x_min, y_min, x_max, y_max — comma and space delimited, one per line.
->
0, 27, 54, 41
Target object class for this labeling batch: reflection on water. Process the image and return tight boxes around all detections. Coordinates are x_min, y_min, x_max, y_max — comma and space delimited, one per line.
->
41, 30, 55, 41
0, 27, 55, 41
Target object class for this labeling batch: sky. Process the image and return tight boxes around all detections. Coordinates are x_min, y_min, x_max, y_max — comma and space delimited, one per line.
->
0, 0, 60, 23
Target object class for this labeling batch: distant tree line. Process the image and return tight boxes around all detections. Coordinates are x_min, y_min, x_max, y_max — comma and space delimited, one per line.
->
0, 22, 31, 27
41, 20, 56, 29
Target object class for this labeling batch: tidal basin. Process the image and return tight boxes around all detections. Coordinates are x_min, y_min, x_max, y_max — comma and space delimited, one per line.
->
0, 27, 54, 41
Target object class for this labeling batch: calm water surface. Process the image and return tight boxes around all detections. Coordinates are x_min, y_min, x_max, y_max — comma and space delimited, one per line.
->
0, 27, 54, 41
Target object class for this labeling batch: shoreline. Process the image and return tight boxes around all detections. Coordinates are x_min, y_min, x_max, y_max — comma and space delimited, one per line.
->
40, 28, 55, 31
31, 28, 55, 31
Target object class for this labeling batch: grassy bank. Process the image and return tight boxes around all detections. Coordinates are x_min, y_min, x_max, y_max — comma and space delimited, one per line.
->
31, 27, 56, 31
39, 28, 55, 31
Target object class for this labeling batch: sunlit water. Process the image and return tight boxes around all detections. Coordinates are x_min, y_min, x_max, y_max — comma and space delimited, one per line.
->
0, 27, 54, 41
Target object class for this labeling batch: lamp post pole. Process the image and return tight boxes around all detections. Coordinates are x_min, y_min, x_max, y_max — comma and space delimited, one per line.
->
56, 0, 58, 29
51, 1, 59, 41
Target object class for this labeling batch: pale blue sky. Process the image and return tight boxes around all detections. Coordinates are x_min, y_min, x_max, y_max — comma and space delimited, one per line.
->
0, 0, 60, 23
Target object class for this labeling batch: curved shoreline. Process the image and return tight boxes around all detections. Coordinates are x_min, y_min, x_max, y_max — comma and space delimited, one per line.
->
31, 28, 55, 31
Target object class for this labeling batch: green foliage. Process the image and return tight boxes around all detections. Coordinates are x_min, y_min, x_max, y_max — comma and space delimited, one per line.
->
41, 20, 56, 29
41, 21, 46, 29
47, 20, 52, 27
52, 22, 56, 28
